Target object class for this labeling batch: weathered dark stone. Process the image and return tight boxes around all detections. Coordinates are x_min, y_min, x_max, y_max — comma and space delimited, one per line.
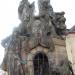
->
52, 12, 66, 37
18, 0, 35, 22
1, 0, 73, 75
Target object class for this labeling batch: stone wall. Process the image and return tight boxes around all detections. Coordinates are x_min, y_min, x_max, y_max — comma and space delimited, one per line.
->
3, 71, 8, 75
66, 33, 75, 74
25, 37, 70, 75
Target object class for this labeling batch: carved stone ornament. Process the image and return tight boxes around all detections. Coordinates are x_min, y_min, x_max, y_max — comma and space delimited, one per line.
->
1, 0, 73, 75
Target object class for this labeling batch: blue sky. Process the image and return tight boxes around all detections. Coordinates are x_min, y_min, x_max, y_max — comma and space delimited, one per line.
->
0, 0, 75, 65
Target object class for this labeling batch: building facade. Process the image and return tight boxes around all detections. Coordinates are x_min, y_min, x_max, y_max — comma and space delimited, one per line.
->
1, 0, 73, 75
66, 26, 75, 74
